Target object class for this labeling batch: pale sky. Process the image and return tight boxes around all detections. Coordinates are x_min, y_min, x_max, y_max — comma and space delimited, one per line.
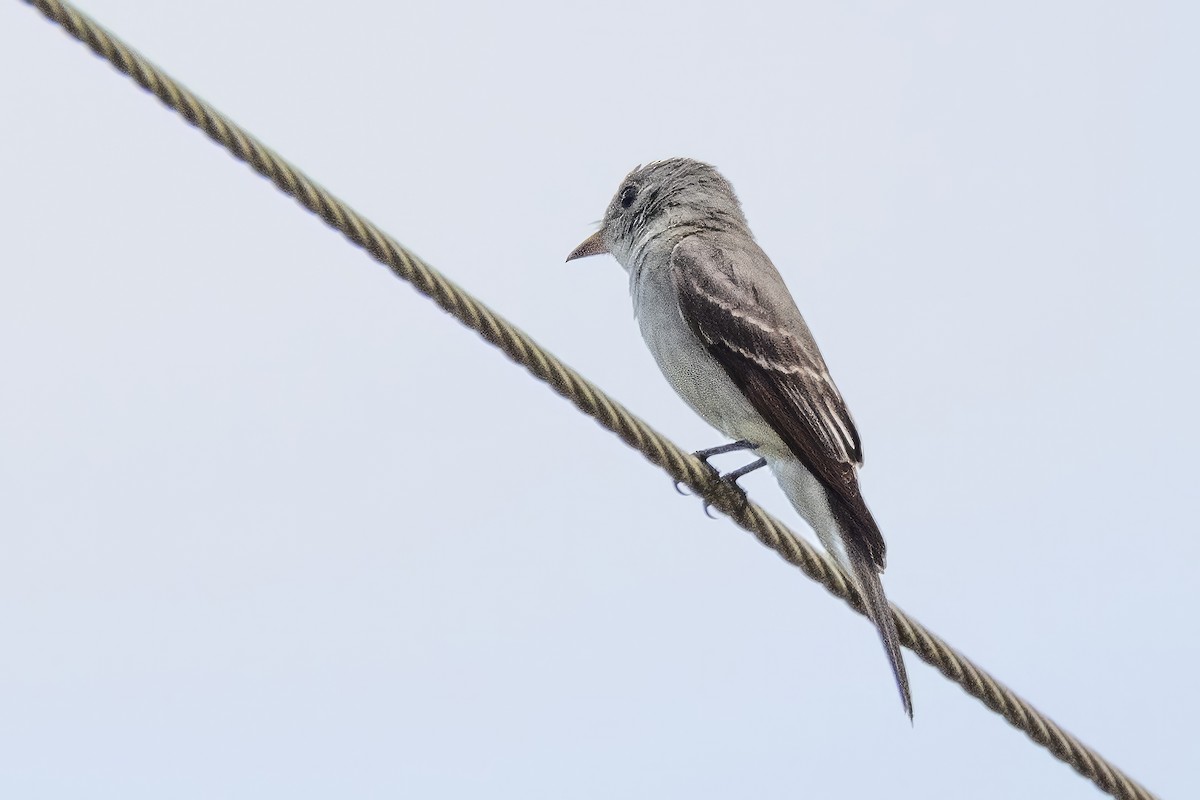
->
1, 2, 1196, 798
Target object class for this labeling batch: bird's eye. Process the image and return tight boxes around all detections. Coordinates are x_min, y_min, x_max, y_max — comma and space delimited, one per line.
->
620, 185, 637, 209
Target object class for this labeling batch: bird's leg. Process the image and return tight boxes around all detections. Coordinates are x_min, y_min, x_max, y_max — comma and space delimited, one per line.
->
674, 439, 758, 495
721, 456, 767, 486
673, 440, 765, 517
693, 439, 758, 461
700, 456, 767, 518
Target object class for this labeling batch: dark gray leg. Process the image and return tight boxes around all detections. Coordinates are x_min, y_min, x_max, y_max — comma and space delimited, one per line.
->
676, 439, 758, 495
675, 441, 765, 517
675, 439, 759, 495
692, 439, 757, 461
722, 457, 767, 485
699, 457, 767, 518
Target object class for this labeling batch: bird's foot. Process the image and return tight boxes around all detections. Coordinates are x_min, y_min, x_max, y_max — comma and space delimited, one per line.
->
700, 457, 766, 518
673, 441, 765, 518
673, 440, 755, 495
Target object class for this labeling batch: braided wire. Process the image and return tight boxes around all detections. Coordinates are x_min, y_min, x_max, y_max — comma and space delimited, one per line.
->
21, 1, 1156, 798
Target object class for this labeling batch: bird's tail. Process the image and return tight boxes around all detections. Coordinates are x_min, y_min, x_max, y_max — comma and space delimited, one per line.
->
768, 455, 912, 717
842, 534, 913, 720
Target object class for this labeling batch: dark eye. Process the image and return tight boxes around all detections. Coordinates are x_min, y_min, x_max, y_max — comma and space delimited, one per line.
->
620, 184, 637, 209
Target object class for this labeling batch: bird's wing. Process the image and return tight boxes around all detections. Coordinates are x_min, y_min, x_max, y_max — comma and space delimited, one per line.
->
671, 232, 912, 716
669, 233, 884, 568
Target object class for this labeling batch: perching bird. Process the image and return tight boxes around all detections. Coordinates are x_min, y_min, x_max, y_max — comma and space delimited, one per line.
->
567, 158, 912, 717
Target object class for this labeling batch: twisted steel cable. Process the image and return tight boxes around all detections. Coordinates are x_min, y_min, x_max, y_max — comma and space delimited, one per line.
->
20, 1, 1157, 798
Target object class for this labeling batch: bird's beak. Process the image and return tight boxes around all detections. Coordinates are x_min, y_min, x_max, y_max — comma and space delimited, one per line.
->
566, 230, 608, 262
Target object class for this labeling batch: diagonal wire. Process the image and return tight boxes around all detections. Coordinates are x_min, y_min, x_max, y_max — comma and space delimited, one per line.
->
19, 2, 1156, 798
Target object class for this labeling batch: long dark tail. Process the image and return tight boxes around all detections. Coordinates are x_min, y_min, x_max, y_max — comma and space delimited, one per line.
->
844, 535, 913, 719
766, 455, 912, 717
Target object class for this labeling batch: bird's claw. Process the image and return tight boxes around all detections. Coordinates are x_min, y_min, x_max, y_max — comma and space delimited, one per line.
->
699, 466, 753, 519
679, 443, 763, 519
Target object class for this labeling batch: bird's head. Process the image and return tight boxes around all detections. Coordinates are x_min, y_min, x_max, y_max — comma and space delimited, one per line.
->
566, 158, 749, 269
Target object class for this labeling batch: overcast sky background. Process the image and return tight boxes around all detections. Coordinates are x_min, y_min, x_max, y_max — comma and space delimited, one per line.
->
2, 2, 1196, 798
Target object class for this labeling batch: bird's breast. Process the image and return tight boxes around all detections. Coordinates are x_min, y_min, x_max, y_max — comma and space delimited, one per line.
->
631, 261, 784, 452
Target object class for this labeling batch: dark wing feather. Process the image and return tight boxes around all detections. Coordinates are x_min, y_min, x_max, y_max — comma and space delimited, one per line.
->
672, 234, 913, 716
670, 234, 886, 569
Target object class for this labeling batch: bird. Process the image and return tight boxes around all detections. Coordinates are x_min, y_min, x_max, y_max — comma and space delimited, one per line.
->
566, 157, 912, 718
